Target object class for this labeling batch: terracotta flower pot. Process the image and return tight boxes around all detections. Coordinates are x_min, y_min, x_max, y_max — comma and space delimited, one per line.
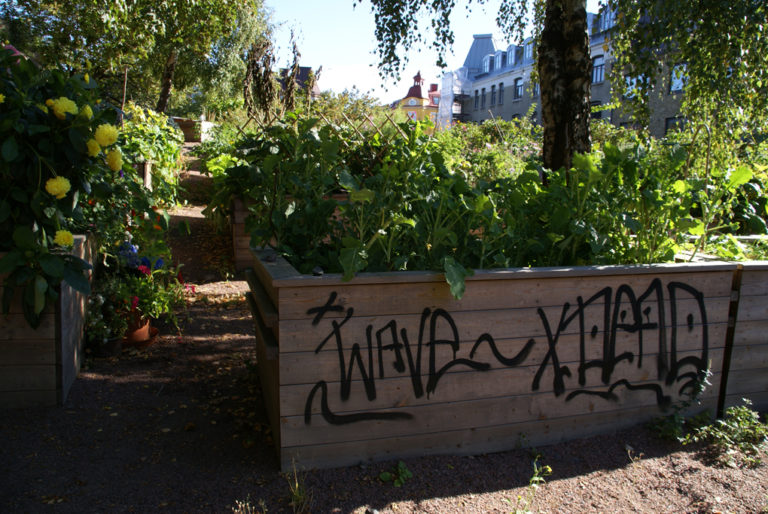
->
123, 313, 159, 349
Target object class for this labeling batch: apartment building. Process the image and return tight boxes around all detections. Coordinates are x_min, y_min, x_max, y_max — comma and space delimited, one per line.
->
438, 11, 683, 138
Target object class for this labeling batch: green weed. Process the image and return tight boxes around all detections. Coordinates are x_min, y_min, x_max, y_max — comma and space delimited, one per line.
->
504, 454, 552, 514
683, 398, 768, 467
379, 460, 413, 487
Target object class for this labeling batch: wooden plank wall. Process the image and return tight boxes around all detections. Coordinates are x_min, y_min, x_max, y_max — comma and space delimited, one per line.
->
725, 262, 768, 411
0, 235, 92, 408
257, 257, 737, 470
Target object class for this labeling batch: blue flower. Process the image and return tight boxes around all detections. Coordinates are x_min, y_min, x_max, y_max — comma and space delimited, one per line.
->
140, 256, 151, 268
117, 241, 140, 268
153, 257, 164, 270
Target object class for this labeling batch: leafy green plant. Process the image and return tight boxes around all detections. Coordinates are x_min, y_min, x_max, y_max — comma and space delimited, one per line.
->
683, 399, 768, 467
504, 454, 552, 514
0, 47, 124, 326
119, 102, 184, 205
379, 460, 413, 487
284, 461, 312, 513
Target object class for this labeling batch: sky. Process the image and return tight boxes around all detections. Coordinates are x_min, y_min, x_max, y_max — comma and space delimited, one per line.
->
267, 0, 602, 105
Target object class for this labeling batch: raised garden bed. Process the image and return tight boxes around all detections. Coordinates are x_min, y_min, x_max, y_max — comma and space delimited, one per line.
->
245, 248, 768, 470
0, 235, 94, 407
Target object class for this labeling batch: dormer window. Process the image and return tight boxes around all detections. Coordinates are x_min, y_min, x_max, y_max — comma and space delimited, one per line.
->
483, 56, 491, 73
524, 42, 533, 61
507, 46, 516, 66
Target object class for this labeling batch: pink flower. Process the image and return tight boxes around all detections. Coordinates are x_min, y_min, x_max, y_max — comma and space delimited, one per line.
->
138, 265, 151, 276
184, 284, 196, 294
131, 296, 139, 310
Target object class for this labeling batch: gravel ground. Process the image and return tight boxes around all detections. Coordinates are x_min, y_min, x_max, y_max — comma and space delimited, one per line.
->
2, 146, 766, 513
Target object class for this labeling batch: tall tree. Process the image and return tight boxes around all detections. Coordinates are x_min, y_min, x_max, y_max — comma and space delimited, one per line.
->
608, 0, 768, 157
1, 0, 270, 113
361, 0, 592, 176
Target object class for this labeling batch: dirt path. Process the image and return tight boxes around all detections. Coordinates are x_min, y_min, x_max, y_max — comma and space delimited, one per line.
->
1, 145, 766, 513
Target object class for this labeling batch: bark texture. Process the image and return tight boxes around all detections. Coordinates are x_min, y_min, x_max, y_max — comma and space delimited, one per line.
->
156, 50, 178, 114
538, 0, 592, 180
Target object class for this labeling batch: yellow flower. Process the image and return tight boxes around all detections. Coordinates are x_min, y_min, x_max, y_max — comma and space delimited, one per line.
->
79, 104, 93, 120
45, 99, 54, 107
51, 96, 78, 120
0, 93, 5, 103
94, 123, 119, 147
45, 176, 71, 199
53, 230, 74, 247
86, 138, 101, 157
37, 104, 48, 113
84, 73, 89, 83
106, 148, 123, 172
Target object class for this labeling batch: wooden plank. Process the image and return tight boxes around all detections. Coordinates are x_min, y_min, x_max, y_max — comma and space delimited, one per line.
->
733, 320, 768, 347
276, 273, 734, 321
280, 399, 715, 471
246, 293, 278, 360
735, 295, 768, 323
723, 391, 768, 412
280, 382, 720, 450
261, 253, 737, 288
0, 365, 57, 390
278, 328, 728, 387
724, 368, 768, 397
0, 314, 56, 340
0, 390, 59, 408
277, 300, 731, 354
739, 269, 768, 297
728, 344, 768, 371
245, 269, 278, 328
0, 340, 56, 365
280, 348, 724, 417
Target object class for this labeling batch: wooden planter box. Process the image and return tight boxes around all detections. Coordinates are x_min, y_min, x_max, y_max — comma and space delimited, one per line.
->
232, 194, 349, 273
0, 235, 94, 407
245, 248, 761, 470
723, 261, 768, 410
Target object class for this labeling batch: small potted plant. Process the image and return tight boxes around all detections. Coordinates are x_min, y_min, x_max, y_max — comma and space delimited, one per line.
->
116, 241, 184, 346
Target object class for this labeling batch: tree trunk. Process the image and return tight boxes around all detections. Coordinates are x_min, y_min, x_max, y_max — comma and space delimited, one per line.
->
156, 50, 178, 113
538, 0, 592, 183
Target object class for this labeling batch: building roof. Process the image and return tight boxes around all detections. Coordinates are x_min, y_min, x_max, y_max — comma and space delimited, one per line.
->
463, 34, 497, 72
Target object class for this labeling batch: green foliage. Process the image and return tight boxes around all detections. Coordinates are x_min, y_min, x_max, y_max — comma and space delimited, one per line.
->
505, 454, 552, 514
208, 110, 767, 299
683, 399, 768, 468
379, 460, 413, 487
0, 48, 120, 326
118, 102, 184, 204
3, 0, 270, 113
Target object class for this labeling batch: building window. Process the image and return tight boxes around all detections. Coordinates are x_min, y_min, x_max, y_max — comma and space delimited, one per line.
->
601, 9, 614, 31
481, 87, 486, 108
514, 78, 523, 99
498, 82, 504, 104
524, 42, 533, 61
491, 85, 496, 106
474, 90, 479, 110
508, 48, 515, 66
500, 53, 507, 68
532, 82, 539, 98
592, 55, 605, 83
665, 116, 686, 134
483, 57, 490, 73
670, 64, 687, 93
432, 97, 439, 105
